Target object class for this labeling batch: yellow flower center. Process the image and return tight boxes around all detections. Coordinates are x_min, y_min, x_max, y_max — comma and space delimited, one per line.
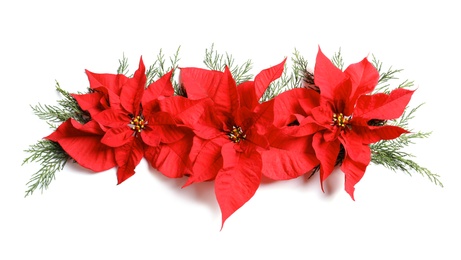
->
332, 113, 351, 128
130, 115, 146, 133
228, 126, 246, 143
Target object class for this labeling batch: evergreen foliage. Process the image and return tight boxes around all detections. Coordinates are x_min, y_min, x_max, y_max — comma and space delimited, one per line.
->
23, 46, 442, 196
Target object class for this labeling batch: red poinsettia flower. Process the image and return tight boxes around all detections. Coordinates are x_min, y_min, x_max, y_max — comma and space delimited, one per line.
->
44, 67, 132, 174
174, 60, 285, 227
306, 48, 414, 199
46, 58, 198, 183
89, 58, 196, 184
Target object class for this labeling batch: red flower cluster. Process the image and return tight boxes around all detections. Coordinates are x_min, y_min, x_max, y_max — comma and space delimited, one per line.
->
46, 48, 413, 227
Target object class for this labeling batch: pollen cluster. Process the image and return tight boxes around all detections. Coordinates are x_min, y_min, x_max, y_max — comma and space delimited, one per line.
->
130, 115, 145, 132
228, 126, 246, 143
332, 113, 351, 128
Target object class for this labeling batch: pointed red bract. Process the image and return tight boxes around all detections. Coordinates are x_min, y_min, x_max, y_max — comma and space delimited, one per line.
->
354, 88, 415, 120
262, 127, 319, 180
143, 70, 175, 101
237, 59, 286, 111
216, 143, 262, 228
260, 87, 320, 180
314, 47, 345, 101
45, 119, 116, 172
115, 137, 144, 184
85, 70, 129, 95
71, 92, 108, 119
179, 61, 285, 227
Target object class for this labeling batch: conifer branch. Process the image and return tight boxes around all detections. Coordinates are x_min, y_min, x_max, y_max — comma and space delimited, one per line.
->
22, 140, 70, 197
146, 47, 181, 84
117, 53, 130, 75
31, 82, 88, 128
371, 55, 414, 93
261, 63, 293, 102
291, 48, 310, 82
145, 46, 182, 95
203, 43, 253, 85
370, 134, 443, 187
261, 49, 310, 102
368, 55, 442, 186
332, 48, 344, 70
25, 82, 87, 196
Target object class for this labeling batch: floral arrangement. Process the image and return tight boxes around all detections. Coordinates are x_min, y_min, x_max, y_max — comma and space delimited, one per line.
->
23, 45, 442, 228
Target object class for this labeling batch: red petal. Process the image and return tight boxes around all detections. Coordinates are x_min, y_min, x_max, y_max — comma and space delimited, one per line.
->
237, 81, 258, 110
344, 57, 379, 103
101, 127, 134, 147
71, 92, 105, 118
216, 143, 262, 228
140, 128, 161, 147
332, 78, 353, 115
314, 47, 345, 101
354, 88, 415, 120
142, 117, 187, 145
242, 100, 274, 137
93, 108, 128, 128
254, 59, 286, 101
85, 70, 128, 96
352, 124, 409, 144
180, 67, 239, 114
341, 146, 371, 200
272, 88, 319, 127
262, 128, 319, 180
179, 67, 223, 100
143, 70, 174, 105
245, 128, 269, 150
159, 96, 211, 127
45, 119, 116, 172
193, 106, 227, 140
218, 66, 240, 113
115, 138, 144, 184
120, 57, 146, 115
185, 135, 228, 186
339, 133, 368, 163
284, 122, 323, 137
92, 87, 122, 110
145, 132, 194, 178
312, 132, 341, 188
311, 103, 335, 128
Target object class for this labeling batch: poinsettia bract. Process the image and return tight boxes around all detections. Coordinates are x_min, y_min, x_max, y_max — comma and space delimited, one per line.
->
176, 60, 285, 227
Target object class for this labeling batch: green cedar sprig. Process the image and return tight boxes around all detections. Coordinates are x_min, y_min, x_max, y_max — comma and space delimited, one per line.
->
119, 47, 182, 94
203, 43, 253, 85
145, 46, 181, 92
117, 53, 130, 75
261, 48, 310, 102
370, 55, 442, 186
331, 47, 344, 70
23, 82, 86, 196
22, 140, 69, 197
30, 82, 89, 129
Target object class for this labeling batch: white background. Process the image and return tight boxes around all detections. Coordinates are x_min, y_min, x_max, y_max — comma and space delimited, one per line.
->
1, 0, 460, 259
